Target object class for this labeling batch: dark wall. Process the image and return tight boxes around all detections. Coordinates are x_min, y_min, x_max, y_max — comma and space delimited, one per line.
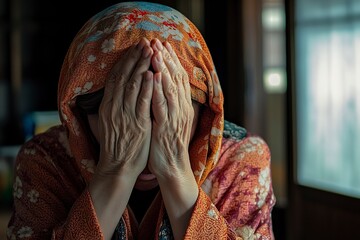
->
204, 0, 245, 126
0, 0, 177, 145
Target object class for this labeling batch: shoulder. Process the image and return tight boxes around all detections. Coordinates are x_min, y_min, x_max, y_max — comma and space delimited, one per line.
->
14, 125, 84, 202
220, 120, 270, 168
204, 121, 271, 190
17, 125, 71, 162
203, 121, 273, 207
21, 125, 70, 152
9, 126, 88, 236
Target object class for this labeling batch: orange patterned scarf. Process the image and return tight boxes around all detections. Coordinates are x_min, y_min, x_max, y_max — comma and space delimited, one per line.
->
58, 2, 224, 186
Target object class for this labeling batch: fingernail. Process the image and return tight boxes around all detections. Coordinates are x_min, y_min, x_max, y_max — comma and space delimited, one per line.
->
165, 41, 172, 52
155, 39, 163, 51
137, 40, 145, 50
142, 47, 151, 58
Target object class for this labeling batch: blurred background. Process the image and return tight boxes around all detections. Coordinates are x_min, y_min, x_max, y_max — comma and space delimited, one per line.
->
0, 0, 359, 239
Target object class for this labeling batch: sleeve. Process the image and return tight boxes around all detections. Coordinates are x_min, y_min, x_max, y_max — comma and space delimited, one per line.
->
183, 188, 240, 239
184, 136, 275, 240
6, 140, 105, 239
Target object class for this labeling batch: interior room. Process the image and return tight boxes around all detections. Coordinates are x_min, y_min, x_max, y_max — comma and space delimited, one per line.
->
0, 0, 359, 239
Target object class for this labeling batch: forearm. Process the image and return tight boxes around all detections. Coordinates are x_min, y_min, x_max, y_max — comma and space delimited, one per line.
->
88, 173, 137, 240
158, 171, 199, 240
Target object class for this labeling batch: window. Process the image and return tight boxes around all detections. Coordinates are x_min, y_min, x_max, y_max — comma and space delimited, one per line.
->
295, 0, 360, 198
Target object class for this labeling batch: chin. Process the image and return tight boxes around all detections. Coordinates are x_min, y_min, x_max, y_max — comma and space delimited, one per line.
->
134, 178, 159, 191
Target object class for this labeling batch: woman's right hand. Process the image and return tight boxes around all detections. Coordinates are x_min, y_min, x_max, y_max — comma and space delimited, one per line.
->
95, 38, 154, 181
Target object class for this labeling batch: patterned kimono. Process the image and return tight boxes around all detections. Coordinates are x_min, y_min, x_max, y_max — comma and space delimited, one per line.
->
7, 2, 275, 240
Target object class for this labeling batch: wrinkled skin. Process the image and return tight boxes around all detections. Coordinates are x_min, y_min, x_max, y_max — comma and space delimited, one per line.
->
89, 38, 200, 185
148, 39, 195, 181
88, 38, 199, 240
95, 38, 154, 179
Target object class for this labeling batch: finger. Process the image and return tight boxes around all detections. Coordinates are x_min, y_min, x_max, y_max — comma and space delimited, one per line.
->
124, 43, 153, 114
111, 40, 147, 107
150, 38, 163, 52
181, 71, 192, 106
101, 71, 117, 107
160, 43, 187, 108
100, 70, 118, 119
152, 72, 167, 124
163, 41, 192, 105
136, 70, 154, 121
164, 41, 182, 69
151, 50, 178, 118
185, 77, 192, 105
161, 42, 181, 84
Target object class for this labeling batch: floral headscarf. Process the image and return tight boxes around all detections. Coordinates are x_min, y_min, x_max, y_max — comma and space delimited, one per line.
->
58, 2, 224, 185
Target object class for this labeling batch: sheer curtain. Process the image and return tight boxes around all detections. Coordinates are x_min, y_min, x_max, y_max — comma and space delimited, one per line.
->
295, 0, 360, 197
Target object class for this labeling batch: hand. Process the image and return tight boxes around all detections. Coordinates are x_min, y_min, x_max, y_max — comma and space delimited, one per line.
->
148, 39, 199, 240
96, 38, 154, 180
148, 39, 194, 181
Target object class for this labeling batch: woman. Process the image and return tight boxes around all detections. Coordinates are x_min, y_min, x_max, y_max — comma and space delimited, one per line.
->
7, 2, 275, 240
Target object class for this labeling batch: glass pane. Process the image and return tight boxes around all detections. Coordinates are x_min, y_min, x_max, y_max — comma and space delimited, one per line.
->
296, 0, 360, 22
295, 2, 360, 198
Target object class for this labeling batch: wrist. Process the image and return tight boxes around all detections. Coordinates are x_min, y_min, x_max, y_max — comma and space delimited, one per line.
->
157, 170, 199, 202
93, 167, 138, 183
95, 160, 142, 181
89, 171, 137, 197
89, 170, 137, 240
151, 149, 192, 181
158, 170, 199, 240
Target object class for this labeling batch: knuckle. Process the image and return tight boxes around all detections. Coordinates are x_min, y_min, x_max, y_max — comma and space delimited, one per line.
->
154, 97, 167, 108
167, 83, 178, 95
137, 97, 149, 110
174, 72, 183, 83
161, 65, 169, 75
161, 99, 168, 109
126, 81, 137, 92
137, 113, 150, 125
163, 51, 172, 62
110, 72, 127, 83
107, 74, 116, 84
118, 81, 127, 92
170, 61, 177, 71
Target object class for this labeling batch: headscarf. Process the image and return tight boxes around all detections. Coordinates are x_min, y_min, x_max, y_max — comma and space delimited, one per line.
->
58, 2, 224, 186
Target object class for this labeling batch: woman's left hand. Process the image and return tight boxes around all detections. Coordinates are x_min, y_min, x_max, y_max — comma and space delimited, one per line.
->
148, 39, 195, 180
148, 38, 199, 240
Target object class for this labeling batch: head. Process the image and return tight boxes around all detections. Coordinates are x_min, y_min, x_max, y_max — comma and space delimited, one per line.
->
58, 2, 224, 185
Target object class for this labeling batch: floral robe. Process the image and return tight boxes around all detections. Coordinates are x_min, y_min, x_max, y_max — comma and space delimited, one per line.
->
7, 2, 275, 239
7, 121, 275, 239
